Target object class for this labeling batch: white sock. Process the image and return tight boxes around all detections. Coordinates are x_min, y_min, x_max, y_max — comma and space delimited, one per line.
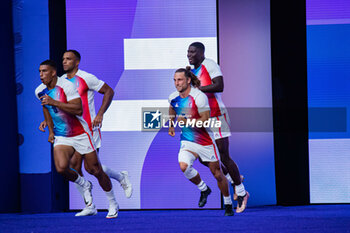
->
197, 180, 208, 192
225, 173, 234, 184
223, 195, 232, 205
102, 164, 123, 182
105, 187, 118, 206
74, 175, 89, 188
75, 183, 85, 197
235, 183, 246, 196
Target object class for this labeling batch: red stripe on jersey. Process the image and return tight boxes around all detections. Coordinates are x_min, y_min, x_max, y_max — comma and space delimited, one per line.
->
200, 66, 222, 117
75, 76, 93, 132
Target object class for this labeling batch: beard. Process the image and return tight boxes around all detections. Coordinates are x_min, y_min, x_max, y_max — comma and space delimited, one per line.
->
64, 67, 74, 73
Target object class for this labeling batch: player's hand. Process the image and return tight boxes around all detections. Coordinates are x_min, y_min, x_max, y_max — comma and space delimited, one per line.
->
92, 114, 103, 128
39, 120, 47, 132
168, 127, 175, 137
48, 133, 55, 144
40, 94, 56, 106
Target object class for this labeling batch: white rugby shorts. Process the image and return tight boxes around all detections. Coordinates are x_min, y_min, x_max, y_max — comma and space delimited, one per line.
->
54, 132, 96, 154
179, 140, 220, 162
209, 113, 231, 140
92, 128, 102, 149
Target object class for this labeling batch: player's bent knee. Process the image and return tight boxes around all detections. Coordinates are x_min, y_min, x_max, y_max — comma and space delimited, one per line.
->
184, 165, 198, 179
88, 166, 103, 177
179, 162, 188, 172
178, 150, 197, 179
220, 156, 230, 165
55, 166, 66, 174
55, 161, 69, 174
214, 172, 223, 181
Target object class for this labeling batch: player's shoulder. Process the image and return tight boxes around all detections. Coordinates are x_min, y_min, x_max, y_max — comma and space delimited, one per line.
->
202, 58, 221, 70
202, 58, 222, 78
57, 77, 76, 90
203, 58, 217, 66
169, 91, 180, 101
35, 83, 47, 96
190, 87, 205, 99
76, 69, 96, 79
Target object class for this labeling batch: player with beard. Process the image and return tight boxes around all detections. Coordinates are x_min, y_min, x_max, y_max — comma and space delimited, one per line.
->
168, 67, 234, 216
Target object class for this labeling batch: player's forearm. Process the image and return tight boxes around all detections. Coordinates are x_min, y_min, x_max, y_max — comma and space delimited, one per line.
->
168, 106, 176, 127
43, 108, 54, 134
199, 82, 223, 93
54, 101, 83, 116
47, 121, 54, 135
169, 117, 175, 127
199, 76, 224, 93
194, 111, 210, 124
96, 87, 114, 117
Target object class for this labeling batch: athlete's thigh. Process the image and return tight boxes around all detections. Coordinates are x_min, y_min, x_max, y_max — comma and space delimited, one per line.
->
83, 150, 101, 169
180, 141, 200, 157
53, 145, 75, 169
215, 137, 229, 152
208, 160, 221, 175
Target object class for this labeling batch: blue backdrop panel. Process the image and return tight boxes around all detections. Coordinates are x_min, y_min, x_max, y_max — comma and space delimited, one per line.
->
15, 0, 51, 174
0, 0, 20, 213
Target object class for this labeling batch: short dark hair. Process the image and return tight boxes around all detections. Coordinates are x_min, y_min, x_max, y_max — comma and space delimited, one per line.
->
189, 42, 205, 52
65, 49, 81, 61
40, 60, 57, 70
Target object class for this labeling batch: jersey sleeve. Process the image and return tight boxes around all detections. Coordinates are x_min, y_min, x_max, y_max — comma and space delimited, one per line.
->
63, 81, 81, 101
168, 91, 178, 105
34, 85, 45, 100
84, 73, 105, 92
206, 59, 223, 79
195, 92, 210, 113
168, 94, 174, 104
34, 86, 41, 100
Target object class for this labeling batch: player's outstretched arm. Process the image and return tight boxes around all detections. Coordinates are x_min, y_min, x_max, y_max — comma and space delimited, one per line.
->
93, 83, 114, 128
198, 76, 224, 93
